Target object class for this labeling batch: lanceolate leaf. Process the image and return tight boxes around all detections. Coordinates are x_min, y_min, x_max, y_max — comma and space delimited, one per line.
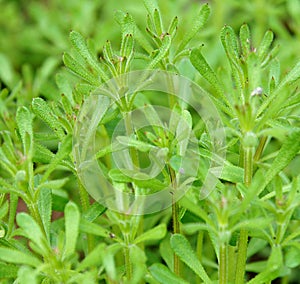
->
16, 213, 49, 255
190, 47, 224, 99
0, 247, 42, 267
134, 224, 166, 244
149, 263, 188, 284
63, 52, 99, 85
32, 98, 65, 140
170, 234, 212, 283
16, 107, 33, 153
69, 31, 109, 82
37, 187, 52, 240
177, 4, 210, 52
64, 202, 80, 257
148, 34, 171, 69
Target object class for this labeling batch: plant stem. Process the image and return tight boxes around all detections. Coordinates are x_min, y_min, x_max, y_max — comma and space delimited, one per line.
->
169, 166, 181, 275
196, 231, 204, 284
124, 233, 132, 281
243, 147, 253, 187
235, 228, 248, 284
253, 136, 267, 162
235, 147, 254, 283
219, 244, 228, 284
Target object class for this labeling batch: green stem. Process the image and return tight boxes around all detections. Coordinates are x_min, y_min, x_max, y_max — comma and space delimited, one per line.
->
235, 147, 253, 283
243, 147, 253, 187
253, 136, 267, 162
124, 235, 132, 281
196, 231, 204, 284
169, 166, 181, 275
7, 194, 18, 237
219, 244, 228, 284
235, 228, 248, 284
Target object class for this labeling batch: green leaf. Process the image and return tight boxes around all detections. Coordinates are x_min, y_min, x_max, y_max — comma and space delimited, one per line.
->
134, 224, 166, 244
16, 107, 33, 153
117, 136, 155, 152
32, 98, 65, 140
149, 263, 188, 284
239, 24, 251, 57
16, 213, 49, 255
41, 135, 72, 182
63, 52, 99, 85
69, 31, 109, 82
285, 246, 300, 268
0, 247, 41, 267
0, 262, 18, 279
82, 202, 106, 222
64, 202, 80, 257
153, 9, 163, 35
257, 61, 300, 121
243, 130, 300, 206
190, 47, 225, 99
77, 243, 106, 271
177, 4, 210, 52
79, 218, 114, 240
168, 16, 178, 38
170, 234, 212, 283
17, 266, 38, 284
148, 34, 172, 69
38, 187, 52, 241
211, 164, 244, 184
258, 29, 274, 61
130, 245, 147, 284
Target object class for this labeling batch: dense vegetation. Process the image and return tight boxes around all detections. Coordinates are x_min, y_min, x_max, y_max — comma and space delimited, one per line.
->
0, 0, 300, 283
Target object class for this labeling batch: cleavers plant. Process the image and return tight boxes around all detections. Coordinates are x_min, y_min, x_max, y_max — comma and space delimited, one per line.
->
0, 0, 300, 283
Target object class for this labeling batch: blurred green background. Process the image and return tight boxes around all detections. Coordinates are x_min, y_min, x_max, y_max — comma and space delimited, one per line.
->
1, 0, 300, 84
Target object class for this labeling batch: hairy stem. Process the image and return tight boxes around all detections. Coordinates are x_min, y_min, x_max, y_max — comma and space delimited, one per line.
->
235, 147, 254, 283
219, 244, 228, 284
169, 166, 181, 275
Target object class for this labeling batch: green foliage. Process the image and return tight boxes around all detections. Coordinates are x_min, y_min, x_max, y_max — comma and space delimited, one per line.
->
0, 0, 299, 283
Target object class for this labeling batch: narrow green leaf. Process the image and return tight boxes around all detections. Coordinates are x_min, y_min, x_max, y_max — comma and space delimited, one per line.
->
257, 61, 300, 120
148, 34, 171, 69
168, 16, 178, 38
63, 52, 99, 85
153, 9, 163, 35
134, 224, 166, 244
16, 107, 33, 153
210, 164, 244, 184
82, 202, 106, 222
264, 129, 300, 186
16, 213, 48, 254
0, 247, 41, 267
117, 136, 154, 152
190, 47, 224, 99
41, 135, 72, 182
32, 98, 65, 140
79, 218, 115, 239
258, 29, 274, 61
177, 4, 210, 52
77, 243, 106, 271
149, 263, 188, 284
64, 202, 80, 257
170, 234, 212, 283
38, 187, 52, 240
17, 266, 38, 284
143, 0, 159, 15
239, 24, 251, 57
70, 31, 109, 82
